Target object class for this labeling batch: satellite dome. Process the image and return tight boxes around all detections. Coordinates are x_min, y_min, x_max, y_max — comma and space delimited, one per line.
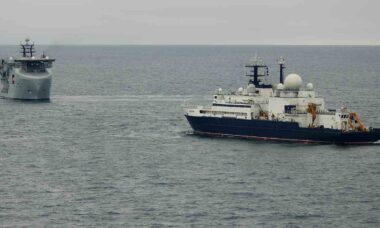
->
238, 87, 243, 92
277, 83, 284, 90
284, 73, 303, 90
306, 83, 314, 90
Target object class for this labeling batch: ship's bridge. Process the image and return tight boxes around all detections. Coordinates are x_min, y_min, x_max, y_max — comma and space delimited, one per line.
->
14, 58, 55, 73
11, 39, 55, 73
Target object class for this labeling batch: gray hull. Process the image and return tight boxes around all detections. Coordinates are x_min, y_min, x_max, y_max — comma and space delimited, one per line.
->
1, 69, 52, 100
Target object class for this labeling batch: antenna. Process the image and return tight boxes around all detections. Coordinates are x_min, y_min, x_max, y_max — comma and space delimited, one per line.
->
253, 53, 258, 63
250, 53, 262, 65
278, 57, 286, 84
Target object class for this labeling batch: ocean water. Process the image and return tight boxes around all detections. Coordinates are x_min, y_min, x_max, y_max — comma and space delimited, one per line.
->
0, 45, 379, 227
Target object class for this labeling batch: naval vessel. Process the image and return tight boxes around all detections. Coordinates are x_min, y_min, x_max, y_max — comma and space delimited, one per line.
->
0, 39, 55, 100
184, 56, 380, 144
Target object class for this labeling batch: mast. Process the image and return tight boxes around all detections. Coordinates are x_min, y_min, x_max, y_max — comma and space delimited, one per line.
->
20, 38, 35, 58
278, 57, 285, 84
245, 55, 271, 88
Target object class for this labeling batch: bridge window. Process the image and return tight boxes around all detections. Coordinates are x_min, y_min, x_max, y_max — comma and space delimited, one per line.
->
23, 61, 46, 73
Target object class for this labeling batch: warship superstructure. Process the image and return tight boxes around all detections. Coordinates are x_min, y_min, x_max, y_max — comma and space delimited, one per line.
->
0, 39, 55, 100
184, 57, 380, 144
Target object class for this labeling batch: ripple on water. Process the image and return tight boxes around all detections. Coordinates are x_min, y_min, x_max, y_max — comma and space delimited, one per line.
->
0, 45, 379, 227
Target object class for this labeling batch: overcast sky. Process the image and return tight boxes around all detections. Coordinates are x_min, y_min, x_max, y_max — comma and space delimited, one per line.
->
0, 0, 379, 45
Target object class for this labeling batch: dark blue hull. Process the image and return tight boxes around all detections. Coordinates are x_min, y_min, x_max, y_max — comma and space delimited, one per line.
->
185, 115, 380, 144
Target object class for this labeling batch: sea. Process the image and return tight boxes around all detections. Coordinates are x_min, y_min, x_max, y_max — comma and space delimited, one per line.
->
0, 45, 379, 227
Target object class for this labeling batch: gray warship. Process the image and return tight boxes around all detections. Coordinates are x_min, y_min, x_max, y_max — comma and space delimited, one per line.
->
0, 38, 55, 100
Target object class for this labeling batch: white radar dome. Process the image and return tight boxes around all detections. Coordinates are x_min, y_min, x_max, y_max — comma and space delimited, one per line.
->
238, 87, 243, 92
306, 83, 314, 90
276, 83, 284, 90
284, 73, 303, 90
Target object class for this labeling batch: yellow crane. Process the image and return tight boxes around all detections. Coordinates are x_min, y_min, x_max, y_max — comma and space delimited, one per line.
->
348, 112, 368, 132
306, 103, 317, 128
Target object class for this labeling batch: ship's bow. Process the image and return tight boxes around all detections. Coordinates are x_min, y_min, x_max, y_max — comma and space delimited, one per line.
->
9, 70, 52, 100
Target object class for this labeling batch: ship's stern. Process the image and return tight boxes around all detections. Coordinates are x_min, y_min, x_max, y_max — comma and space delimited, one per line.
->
373, 128, 380, 143
337, 128, 380, 144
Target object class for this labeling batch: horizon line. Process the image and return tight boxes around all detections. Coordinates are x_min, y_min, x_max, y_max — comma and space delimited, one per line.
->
0, 43, 379, 46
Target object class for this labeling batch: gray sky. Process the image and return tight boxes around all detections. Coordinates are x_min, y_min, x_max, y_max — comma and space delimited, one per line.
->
0, 0, 379, 45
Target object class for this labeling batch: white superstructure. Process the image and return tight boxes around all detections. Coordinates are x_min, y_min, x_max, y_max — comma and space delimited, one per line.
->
184, 58, 367, 133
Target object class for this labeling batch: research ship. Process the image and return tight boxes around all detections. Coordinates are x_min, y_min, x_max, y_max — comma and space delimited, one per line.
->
0, 38, 55, 100
184, 56, 380, 144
